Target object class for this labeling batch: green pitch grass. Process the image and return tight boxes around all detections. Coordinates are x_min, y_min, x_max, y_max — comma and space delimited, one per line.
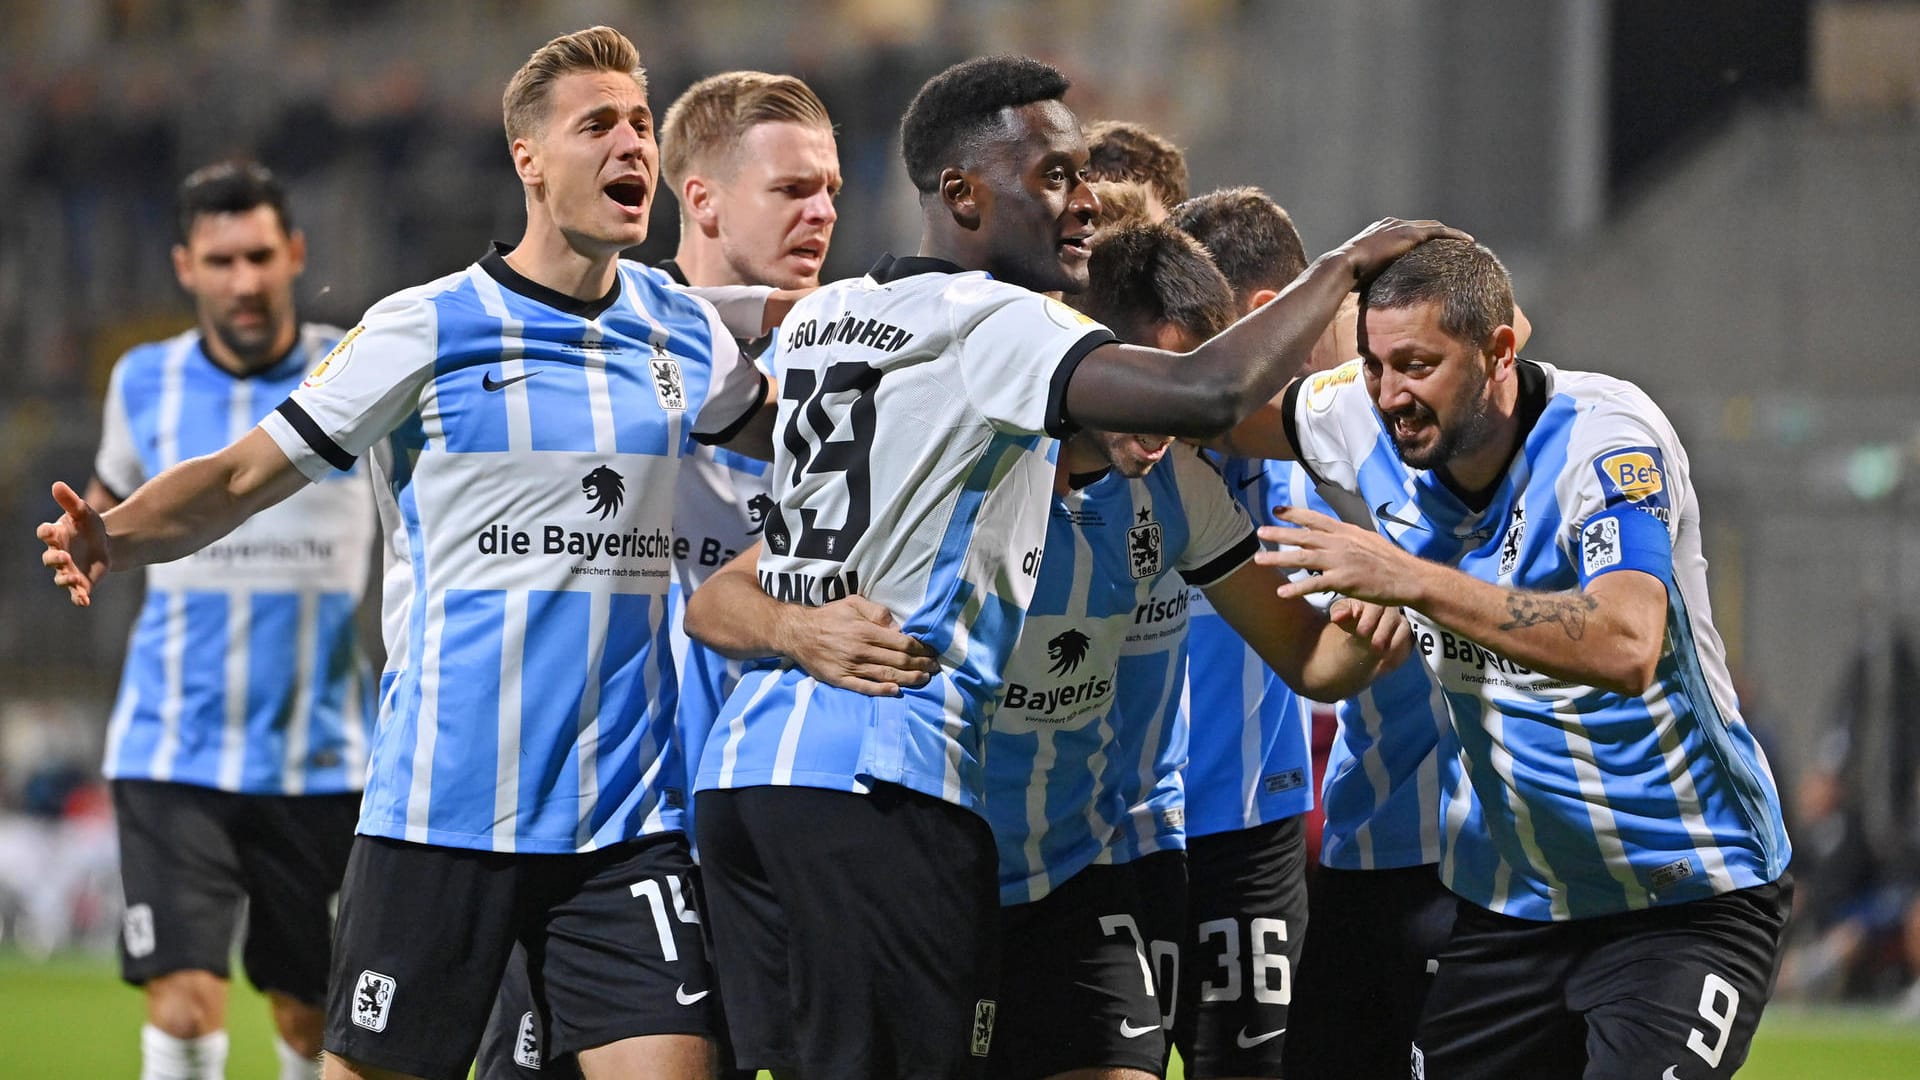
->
2, 952, 1915, 1079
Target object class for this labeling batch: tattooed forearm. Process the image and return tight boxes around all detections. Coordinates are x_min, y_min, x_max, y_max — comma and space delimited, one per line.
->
1499, 591, 1599, 639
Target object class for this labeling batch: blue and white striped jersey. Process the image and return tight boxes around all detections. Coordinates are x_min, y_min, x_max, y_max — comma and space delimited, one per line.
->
1180, 455, 1315, 839
1104, 572, 1191, 864
1280, 468, 1454, 871
986, 448, 1256, 905
259, 247, 768, 854
660, 270, 779, 830
696, 255, 1115, 812
1286, 358, 1791, 919
98, 325, 376, 796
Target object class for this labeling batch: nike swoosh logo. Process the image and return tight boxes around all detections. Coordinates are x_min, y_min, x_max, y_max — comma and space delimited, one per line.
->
1374, 501, 1426, 530
1662, 1068, 1682, 1080
481, 370, 539, 392
1237, 472, 1263, 491
674, 985, 709, 1006
1118, 1019, 1158, 1039
1235, 1026, 1286, 1049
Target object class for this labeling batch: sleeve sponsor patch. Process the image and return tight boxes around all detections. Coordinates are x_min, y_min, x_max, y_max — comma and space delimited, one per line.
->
304, 325, 363, 387
1592, 445, 1670, 514
1304, 358, 1362, 413
1043, 297, 1096, 330
1581, 515, 1622, 575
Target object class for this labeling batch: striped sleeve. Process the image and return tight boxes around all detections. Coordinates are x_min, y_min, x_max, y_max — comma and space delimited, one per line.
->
259, 293, 439, 481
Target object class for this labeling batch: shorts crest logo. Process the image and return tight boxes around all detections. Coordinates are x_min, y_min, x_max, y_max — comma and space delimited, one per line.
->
1129, 507, 1163, 580
650, 342, 686, 411
351, 970, 396, 1032
513, 1011, 541, 1068
123, 903, 155, 959
971, 999, 997, 1056
1047, 628, 1091, 675
582, 466, 625, 520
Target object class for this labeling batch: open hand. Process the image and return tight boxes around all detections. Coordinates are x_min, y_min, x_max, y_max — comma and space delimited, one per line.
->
1256, 505, 1425, 607
1338, 218, 1474, 285
37, 481, 111, 608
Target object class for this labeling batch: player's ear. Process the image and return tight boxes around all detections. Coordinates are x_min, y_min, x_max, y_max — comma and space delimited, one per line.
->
940, 168, 980, 228
286, 228, 309, 276
170, 243, 193, 290
1487, 325, 1518, 378
683, 175, 721, 236
511, 136, 542, 188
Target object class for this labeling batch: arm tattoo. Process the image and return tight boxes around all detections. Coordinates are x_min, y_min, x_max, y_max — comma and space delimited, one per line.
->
1499, 591, 1599, 640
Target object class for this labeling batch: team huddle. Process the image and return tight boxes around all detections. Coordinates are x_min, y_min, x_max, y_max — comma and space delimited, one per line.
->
38, 24, 1793, 1080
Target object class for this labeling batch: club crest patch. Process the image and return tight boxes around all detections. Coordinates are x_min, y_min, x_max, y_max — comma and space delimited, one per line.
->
1581, 516, 1622, 575
650, 342, 686, 411
352, 970, 396, 1032
1128, 511, 1164, 580
971, 999, 998, 1056
1498, 506, 1526, 576
123, 903, 155, 958
514, 1011, 542, 1069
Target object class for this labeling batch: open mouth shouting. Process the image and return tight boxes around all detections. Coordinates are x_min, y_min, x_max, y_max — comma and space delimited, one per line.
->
604, 177, 649, 218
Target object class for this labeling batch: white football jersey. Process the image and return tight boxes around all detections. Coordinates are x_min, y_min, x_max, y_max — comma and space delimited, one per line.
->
696, 254, 1115, 811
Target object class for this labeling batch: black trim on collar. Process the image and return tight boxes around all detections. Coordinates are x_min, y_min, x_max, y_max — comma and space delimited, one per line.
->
656, 258, 690, 287
197, 328, 308, 382
868, 253, 968, 284
1066, 468, 1112, 491
481, 242, 622, 320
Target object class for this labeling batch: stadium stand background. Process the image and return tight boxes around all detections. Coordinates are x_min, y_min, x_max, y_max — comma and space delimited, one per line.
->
1, 0, 1917, 1007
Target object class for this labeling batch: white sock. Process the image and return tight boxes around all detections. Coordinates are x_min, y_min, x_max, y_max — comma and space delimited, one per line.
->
275, 1036, 322, 1080
140, 1023, 229, 1080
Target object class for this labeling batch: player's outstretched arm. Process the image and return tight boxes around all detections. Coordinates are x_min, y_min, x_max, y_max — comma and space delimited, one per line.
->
1202, 560, 1409, 701
1063, 219, 1469, 440
684, 544, 941, 697
1256, 506, 1666, 696
37, 428, 310, 607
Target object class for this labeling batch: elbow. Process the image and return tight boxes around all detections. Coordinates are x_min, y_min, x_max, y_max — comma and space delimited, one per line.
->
1180, 375, 1253, 439
684, 593, 723, 650
1594, 641, 1662, 698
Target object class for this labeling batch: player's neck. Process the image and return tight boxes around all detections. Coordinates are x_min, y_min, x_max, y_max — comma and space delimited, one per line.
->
1055, 436, 1111, 493
199, 319, 296, 377
916, 228, 987, 277
672, 237, 747, 289
505, 224, 621, 303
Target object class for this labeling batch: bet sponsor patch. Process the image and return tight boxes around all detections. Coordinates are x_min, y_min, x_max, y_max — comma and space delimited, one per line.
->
1592, 445, 1670, 513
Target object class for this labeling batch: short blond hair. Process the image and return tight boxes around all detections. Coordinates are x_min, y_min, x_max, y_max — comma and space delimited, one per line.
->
502, 26, 647, 145
660, 71, 833, 190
